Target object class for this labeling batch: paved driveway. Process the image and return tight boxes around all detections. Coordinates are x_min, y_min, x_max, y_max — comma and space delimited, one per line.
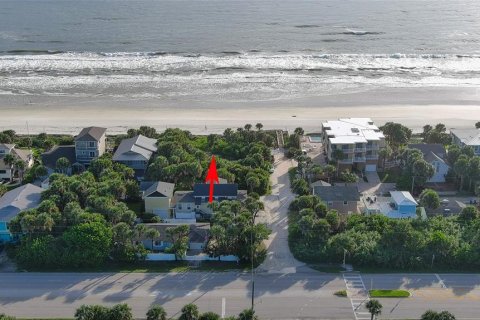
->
257, 150, 310, 273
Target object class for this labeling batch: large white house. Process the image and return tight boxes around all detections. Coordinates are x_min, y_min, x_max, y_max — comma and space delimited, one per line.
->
321, 118, 385, 172
0, 144, 34, 181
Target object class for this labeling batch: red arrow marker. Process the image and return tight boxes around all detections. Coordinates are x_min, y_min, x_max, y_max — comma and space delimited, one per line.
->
205, 155, 219, 203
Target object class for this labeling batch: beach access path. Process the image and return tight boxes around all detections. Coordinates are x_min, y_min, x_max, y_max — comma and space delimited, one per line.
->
257, 149, 310, 273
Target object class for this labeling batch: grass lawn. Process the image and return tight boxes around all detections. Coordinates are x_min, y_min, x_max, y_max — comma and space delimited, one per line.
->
20, 261, 249, 273
369, 289, 410, 298
334, 289, 348, 297
378, 168, 402, 183
357, 265, 479, 274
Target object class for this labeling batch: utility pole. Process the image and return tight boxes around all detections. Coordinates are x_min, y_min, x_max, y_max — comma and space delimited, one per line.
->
251, 216, 255, 310
410, 175, 416, 194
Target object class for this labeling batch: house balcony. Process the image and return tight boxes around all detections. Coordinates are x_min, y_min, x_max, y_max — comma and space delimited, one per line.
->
366, 144, 380, 151
366, 155, 379, 160
354, 147, 367, 152
354, 157, 366, 162
339, 148, 354, 153
338, 158, 354, 164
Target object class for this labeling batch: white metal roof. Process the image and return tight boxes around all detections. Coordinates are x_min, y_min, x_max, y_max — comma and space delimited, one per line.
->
113, 135, 158, 162
390, 191, 418, 206
323, 118, 384, 144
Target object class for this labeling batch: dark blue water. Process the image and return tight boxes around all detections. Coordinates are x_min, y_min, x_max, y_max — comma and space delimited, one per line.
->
1, 0, 480, 101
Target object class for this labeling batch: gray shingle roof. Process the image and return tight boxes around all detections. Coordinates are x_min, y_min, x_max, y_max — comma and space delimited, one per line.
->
0, 184, 43, 222
193, 183, 238, 197
144, 181, 175, 198
172, 191, 195, 206
113, 135, 157, 162
408, 144, 447, 162
41, 145, 76, 169
74, 127, 107, 142
313, 185, 360, 202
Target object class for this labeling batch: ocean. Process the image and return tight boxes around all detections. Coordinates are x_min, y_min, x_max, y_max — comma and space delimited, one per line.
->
1, 0, 480, 103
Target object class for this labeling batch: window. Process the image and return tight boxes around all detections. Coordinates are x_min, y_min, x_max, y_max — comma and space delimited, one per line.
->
327, 201, 333, 206
89, 151, 95, 157
178, 204, 182, 210
344, 201, 348, 205
0, 170, 6, 174
154, 241, 160, 246
0, 150, 4, 154
88, 141, 95, 148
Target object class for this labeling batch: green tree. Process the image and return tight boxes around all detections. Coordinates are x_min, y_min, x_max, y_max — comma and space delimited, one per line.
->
74, 305, 110, 320
62, 222, 113, 267
56, 157, 70, 174
108, 304, 132, 320
14, 159, 26, 183
454, 155, 469, 190
255, 123, 263, 131
166, 225, 190, 260
199, 312, 221, 320
476, 121, 480, 129
3, 154, 15, 182
35, 165, 48, 178
419, 189, 440, 210
145, 228, 160, 251
238, 309, 259, 320
459, 206, 479, 222
0, 184, 7, 197
366, 299, 382, 320
179, 303, 199, 320
146, 305, 167, 320
380, 122, 412, 151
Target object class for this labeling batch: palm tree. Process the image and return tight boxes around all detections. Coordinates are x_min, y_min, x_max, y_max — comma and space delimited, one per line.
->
454, 155, 469, 191
238, 309, 259, 320
179, 303, 199, 320
332, 149, 346, 176
244, 124, 252, 131
56, 157, 70, 175
35, 213, 55, 233
3, 154, 15, 182
378, 146, 392, 170
146, 305, 167, 320
255, 123, 263, 131
145, 228, 160, 251
323, 164, 336, 183
366, 299, 382, 320
14, 159, 26, 183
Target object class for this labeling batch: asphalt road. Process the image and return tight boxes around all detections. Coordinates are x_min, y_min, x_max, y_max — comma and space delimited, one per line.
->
1, 272, 480, 319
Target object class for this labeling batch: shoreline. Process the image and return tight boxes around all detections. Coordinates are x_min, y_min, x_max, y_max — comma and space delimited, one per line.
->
1, 87, 479, 135
0, 103, 478, 135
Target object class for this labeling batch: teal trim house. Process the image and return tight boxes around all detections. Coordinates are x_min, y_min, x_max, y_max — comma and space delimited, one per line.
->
0, 184, 43, 243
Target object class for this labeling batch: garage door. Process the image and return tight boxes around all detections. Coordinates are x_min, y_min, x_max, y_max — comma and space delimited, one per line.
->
365, 164, 377, 172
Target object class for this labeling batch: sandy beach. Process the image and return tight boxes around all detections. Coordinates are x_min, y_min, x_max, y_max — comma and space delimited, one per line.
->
1, 87, 479, 135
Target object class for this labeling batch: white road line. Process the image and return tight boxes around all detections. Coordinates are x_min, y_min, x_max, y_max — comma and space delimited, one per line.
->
435, 274, 447, 289
221, 297, 226, 319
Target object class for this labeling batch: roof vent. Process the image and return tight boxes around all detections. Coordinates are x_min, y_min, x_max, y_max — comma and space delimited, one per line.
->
351, 128, 359, 133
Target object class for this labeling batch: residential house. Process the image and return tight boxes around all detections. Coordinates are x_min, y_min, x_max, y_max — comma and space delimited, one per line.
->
362, 191, 418, 219
138, 223, 210, 252
113, 135, 157, 179
312, 185, 359, 214
141, 181, 175, 219
172, 183, 247, 220
450, 128, 480, 156
41, 145, 78, 175
408, 144, 450, 183
321, 118, 385, 172
74, 126, 107, 165
0, 183, 43, 243
0, 144, 34, 181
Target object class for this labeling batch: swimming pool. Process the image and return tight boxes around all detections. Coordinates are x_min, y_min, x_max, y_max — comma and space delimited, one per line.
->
309, 135, 322, 143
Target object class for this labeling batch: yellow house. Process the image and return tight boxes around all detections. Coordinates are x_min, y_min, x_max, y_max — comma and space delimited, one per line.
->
143, 181, 175, 219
